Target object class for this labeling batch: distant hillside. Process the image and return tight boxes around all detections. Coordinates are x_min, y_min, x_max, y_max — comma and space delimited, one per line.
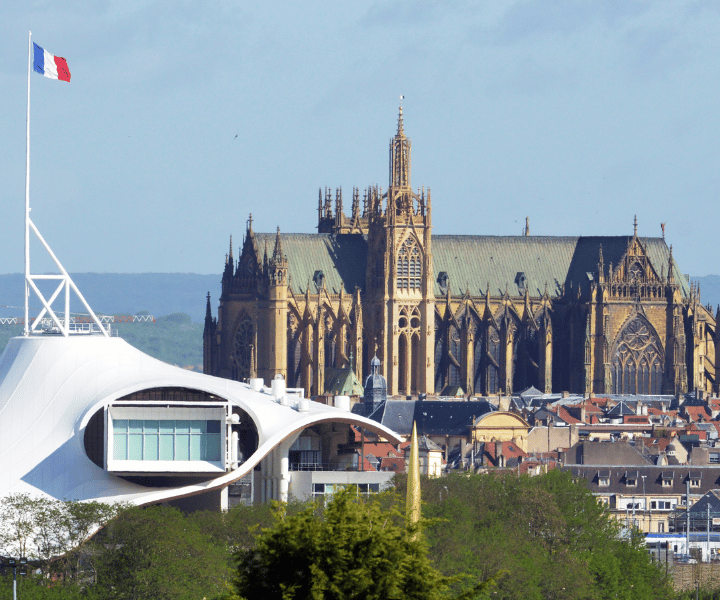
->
691, 275, 720, 311
113, 313, 203, 368
0, 312, 203, 369
0, 273, 221, 324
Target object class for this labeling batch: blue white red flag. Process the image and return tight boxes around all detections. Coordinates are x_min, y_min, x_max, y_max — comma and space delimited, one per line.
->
33, 42, 71, 82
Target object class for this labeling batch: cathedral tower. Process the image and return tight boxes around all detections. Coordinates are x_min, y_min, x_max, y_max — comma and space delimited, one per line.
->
366, 106, 434, 396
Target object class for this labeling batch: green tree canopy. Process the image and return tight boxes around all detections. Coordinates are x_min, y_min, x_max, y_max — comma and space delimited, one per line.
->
411, 470, 673, 600
234, 489, 452, 600
89, 504, 231, 600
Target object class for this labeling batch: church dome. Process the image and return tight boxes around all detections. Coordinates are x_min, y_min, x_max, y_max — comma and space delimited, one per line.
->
364, 355, 387, 407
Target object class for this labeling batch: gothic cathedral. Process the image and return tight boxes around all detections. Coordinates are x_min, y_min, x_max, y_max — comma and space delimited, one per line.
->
204, 108, 717, 398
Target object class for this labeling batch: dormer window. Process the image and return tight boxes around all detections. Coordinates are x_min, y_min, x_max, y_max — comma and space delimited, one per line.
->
597, 470, 610, 487
437, 272, 449, 294
313, 270, 325, 291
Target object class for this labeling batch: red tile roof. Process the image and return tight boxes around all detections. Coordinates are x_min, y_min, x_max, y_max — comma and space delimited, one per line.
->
685, 406, 712, 423
379, 457, 405, 472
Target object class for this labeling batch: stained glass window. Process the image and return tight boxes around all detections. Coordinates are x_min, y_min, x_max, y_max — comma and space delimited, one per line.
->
611, 316, 663, 395
397, 238, 421, 290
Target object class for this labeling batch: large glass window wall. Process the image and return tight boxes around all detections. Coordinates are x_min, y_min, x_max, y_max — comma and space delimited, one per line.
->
113, 419, 222, 462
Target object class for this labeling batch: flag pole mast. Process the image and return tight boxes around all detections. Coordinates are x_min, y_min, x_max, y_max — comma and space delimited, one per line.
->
24, 31, 32, 336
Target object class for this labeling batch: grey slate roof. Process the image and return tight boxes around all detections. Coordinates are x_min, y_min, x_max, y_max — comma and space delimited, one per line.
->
688, 490, 720, 514
566, 465, 720, 498
257, 232, 688, 298
564, 440, 653, 466
354, 399, 494, 437
606, 401, 636, 418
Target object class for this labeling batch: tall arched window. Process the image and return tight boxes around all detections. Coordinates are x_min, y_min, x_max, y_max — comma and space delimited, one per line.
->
487, 326, 501, 394
232, 316, 254, 381
434, 315, 445, 394
398, 334, 408, 395
449, 325, 462, 388
397, 237, 421, 290
611, 316, 663, 395
287, 313, 302, 387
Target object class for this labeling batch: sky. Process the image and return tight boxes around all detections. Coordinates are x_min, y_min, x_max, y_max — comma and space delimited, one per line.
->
1, 1, 720, 278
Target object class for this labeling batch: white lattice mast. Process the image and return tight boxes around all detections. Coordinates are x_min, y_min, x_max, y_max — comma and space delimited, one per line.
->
24, 31, 108, 337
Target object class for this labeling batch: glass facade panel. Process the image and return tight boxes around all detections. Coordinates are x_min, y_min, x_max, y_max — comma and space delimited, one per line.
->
205, 434, 221, 461
129, 434, 143, 460
159, 434, 174, 460
113, 419, 222, 463
144, 434, 159, 460
189, 434, 201, 460
175, 434, 190, 460
189, 420, 205, 434
114, 434, 127, 460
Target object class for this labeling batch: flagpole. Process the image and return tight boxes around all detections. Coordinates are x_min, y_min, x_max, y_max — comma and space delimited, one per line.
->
25, 31, 31, 336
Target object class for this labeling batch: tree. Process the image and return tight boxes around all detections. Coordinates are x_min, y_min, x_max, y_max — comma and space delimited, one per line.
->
89, 504, 231, 600
234, 489, 451, 600
405, 470, 673, 600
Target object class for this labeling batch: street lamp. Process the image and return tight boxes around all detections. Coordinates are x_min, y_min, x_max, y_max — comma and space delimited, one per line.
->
2, 557, 28, 600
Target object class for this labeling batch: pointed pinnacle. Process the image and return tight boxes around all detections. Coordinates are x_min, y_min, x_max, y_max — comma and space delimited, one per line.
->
273, 226, 283, 261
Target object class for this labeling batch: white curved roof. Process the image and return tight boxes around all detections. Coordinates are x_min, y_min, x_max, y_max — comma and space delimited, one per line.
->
0, 335, 401, 505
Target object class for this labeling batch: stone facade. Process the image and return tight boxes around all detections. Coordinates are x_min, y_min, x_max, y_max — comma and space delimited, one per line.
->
204, 108, 716, 398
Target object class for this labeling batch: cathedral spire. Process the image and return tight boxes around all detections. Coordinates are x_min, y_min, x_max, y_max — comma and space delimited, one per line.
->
633, 214, 638, 237
272, 226, 283, 262
268, 226, 288, 286
228, 235, 233, 265
389, 102, 411, 189
204, 292, 213, 330
667, 245, 674, 284
351, 187, 360, 221
335, 187, 343, 228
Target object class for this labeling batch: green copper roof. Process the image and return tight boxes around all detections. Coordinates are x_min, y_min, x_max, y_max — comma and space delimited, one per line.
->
255, 233, 367, 295
325, 367, 365, 396
257, 232, 688, 299
431, 235, 688, 299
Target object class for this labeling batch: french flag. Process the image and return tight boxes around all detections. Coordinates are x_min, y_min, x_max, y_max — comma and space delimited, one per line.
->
33, 42, 71, 82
